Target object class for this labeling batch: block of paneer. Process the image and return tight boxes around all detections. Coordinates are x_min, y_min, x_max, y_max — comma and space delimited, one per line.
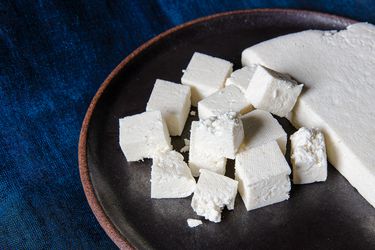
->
245, 65, 303, 117
119, 111, 171, 161
225, 65, 257, 92
146, 79, 191, 136
189, 147, 227, 177
197, 85, 253, 120
191, 169, 238, 223
235, 141, 291, 211
240, 110, 287, 154
189, 112, 244, 160
290, 127, 327, 184
151, 150, 196, 198
181, 52, 233, 106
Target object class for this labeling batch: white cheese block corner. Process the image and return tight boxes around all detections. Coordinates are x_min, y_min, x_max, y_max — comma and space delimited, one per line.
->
198, 85, 253, 120
291, 127, 327, 184
240, 109, 287, 154
242, 22, 375, 207
119, 111, 171, 161
146, 79, 191, 136
191, 169, 238, 223
235, 140, 291, 211
225, 65, 258, 92
151, 150, 196, 198
181, 52, 233, 106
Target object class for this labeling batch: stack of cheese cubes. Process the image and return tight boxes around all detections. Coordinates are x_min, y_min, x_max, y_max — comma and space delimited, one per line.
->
119, 52, 328, 224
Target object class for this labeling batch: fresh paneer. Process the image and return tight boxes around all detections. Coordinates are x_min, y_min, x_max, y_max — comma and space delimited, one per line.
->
119, 111, 171, 161
187, 218, 203, 228
191, 169, 238, 223
235, 141, 291, 211
197, 85, 253, 120
181, 52, 233, 106
291, 128, 327, 184
225, 64, 257, 92
151, 150, 196, 198
146, 79, 191, 136
245, 65, 303, 117
242, 23, 375, 207
190, 112, 244, 160
240, 110, 287, 154
189, 148, 227, 177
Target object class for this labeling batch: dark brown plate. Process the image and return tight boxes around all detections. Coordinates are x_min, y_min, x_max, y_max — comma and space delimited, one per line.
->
79, 9, 375, 249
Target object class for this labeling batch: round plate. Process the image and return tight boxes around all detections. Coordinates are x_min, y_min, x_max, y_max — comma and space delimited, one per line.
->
79, 9, 375, 249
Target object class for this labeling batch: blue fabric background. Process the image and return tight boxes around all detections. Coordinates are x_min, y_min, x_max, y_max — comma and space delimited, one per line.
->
1, 0, 374, 248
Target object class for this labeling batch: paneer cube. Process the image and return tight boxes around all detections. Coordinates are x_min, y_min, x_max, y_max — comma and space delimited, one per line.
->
235, 141, 291, 211
119, 111, 171, 161
225, 65, 257, 92
240, 110, 287, 154
245, 65, 303, 117
189, 112, 244, 160
151, 150, 196, 198
198, 85, 253, 120
191, 169, 238, 223
181, 52, 233, 106
290, 127, 327, 184
146, 79, 191, 136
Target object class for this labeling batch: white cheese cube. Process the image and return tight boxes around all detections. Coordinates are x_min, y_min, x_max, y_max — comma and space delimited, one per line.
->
191, 169, 238, 223
187, 218, 203, 228
146, 79, 191, 136
235, 141, 291, 211
245, 65, 303, 117
181, 52, 233, 106
197, 85, 253, 120
151, 150, 196, 198
241, 110, 287, 154
190, 112, 244, 160
189, 148, 227, 177
225, 65, 257, 92
290, 127, 327, 184
119, 111, 171, 161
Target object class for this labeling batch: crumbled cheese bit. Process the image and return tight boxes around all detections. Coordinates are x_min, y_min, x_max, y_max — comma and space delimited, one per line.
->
290, 127, 327, 184
187, 218, 203, 228
190, 111, 196, 116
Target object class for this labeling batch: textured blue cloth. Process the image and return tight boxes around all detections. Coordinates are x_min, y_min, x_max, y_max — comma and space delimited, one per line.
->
1, 0, 374, 248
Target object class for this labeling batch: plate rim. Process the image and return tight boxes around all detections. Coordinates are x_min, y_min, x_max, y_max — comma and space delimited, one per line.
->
78, 8, 356, 249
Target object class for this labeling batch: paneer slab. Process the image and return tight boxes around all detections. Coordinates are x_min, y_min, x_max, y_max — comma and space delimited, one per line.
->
242, 23, 375, 207
191, 169, 238, 223
198, 85, 253, 120
291, 127, 327, 184
235, 141, 291, 211
119, 111, 171, 161
225, 65, 257, 92
245, 65, 303, 117
240, 110, 287, 154
151, 150, 196, 198
146, 79, 191, 136
181, 52, 233, 106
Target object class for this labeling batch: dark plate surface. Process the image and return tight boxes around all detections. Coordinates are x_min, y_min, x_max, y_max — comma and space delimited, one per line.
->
79, 9, 375, 250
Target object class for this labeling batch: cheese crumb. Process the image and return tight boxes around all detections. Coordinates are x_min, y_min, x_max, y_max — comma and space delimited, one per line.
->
190, 111, 196, 116
187, 218, 203, 228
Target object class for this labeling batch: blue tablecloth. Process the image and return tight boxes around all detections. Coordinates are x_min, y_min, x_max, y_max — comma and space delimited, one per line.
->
1, 1, 374, 248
